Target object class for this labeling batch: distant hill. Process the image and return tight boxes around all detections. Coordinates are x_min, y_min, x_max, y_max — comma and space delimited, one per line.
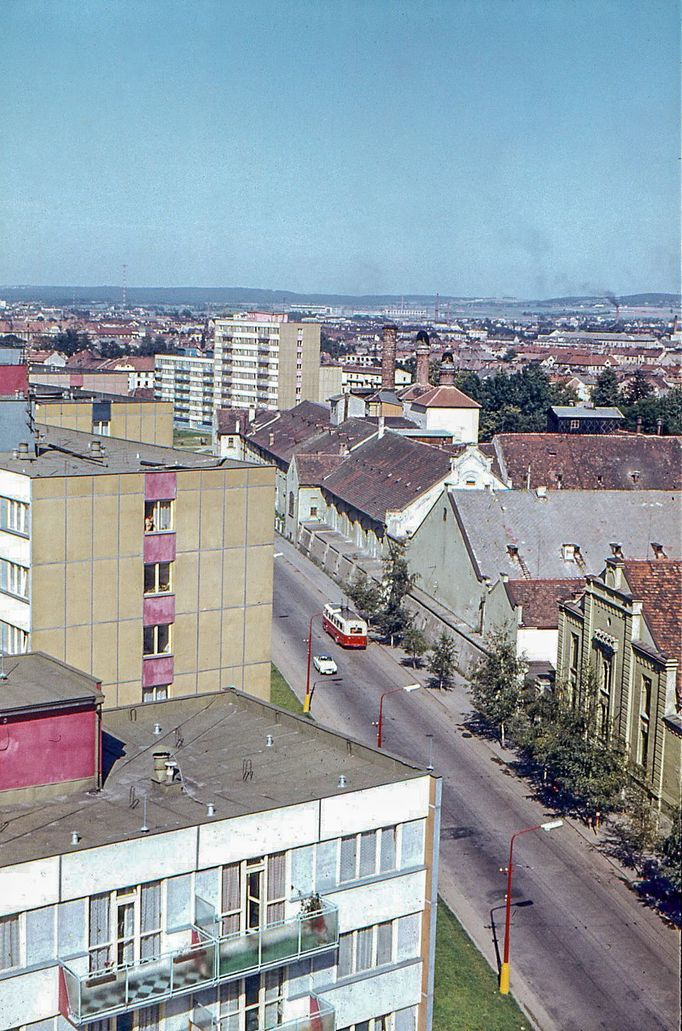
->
0, 284, 678, 311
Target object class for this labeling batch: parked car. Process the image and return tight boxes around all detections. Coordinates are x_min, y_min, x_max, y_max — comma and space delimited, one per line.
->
313, 655, 338, 675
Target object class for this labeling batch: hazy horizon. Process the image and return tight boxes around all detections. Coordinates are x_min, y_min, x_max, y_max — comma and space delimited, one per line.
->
2, 0, 679, 297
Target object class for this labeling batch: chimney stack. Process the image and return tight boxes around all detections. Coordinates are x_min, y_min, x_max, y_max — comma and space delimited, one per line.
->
415, 330, 430, 387
382, 325, 397, 390
439, 351, 456, 386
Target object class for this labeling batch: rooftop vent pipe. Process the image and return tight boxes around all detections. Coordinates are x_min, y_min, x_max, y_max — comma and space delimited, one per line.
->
152, 751, 171, 784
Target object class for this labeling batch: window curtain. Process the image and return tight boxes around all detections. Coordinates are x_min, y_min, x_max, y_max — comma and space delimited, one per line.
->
88, 895, 110, 969
140, 882, 162, 959
0, 915, 19, 969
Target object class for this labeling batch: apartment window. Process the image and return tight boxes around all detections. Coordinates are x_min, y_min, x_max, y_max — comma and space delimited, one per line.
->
0, 620, 28, 655
338, 919, 399, 978
220, 852, 286, 938
639, 675, 652, 767
0, 914, 20, 971
0, 559, 28, 599
569, 632, 580, 690
598, 652, 613, 739
144, 562, 172, 594
89, 884, 162, 973
142, 685, 169, 703
93, 420, 111, 436
0, 496, 29, 536
144, 499, 173, 533
143, 623, 171, 656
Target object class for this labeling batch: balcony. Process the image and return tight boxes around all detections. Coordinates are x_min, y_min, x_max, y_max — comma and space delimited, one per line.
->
60, 898, 338, 1024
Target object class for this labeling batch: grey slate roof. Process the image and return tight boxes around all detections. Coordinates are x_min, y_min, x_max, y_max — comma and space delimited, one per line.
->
449, 489, 681, 581
550, 405, 624, 420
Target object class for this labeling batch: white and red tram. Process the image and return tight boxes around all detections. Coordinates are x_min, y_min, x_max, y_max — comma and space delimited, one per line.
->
322, 603, 368, 649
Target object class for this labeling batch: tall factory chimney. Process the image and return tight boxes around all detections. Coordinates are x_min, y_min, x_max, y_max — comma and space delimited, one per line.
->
381, 324, 397, 390
439, 350, 456, 386
415, 330, 430, 387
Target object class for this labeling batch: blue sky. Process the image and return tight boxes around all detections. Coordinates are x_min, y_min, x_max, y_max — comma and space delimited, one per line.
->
1, 0, 679, 297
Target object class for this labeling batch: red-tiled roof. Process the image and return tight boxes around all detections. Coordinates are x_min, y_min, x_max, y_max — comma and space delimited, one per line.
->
321, 433, 453, 524
504, 579, 585, 628
493, 433, 682, 490
409, 385, 481, 410
622, 560, 682, 664
294, 453, 344, 485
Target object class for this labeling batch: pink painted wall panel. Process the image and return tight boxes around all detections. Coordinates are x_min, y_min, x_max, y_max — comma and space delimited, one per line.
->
145, 471, 177, 501
143, 595, 175, 627
143, 655, 174, 687
0, 708, 98, 792
0, 364, 29, 395
143, 532, 176, 563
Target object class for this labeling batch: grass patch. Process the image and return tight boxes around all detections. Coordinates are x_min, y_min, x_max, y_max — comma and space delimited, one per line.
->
270, 664, 306, 715
172, 428, 211, 450
434, 898, 530, 1031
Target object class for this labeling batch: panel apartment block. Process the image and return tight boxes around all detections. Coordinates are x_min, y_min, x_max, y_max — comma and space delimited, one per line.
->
0, 426, 274, 706
0, 688, 441, 1031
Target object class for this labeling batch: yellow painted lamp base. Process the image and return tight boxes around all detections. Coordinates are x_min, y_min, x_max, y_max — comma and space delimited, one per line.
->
303, 693, 311, 714
499, 962, 510, 994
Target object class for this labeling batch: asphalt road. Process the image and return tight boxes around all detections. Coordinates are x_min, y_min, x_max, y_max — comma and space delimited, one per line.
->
272, 538, 680, 1031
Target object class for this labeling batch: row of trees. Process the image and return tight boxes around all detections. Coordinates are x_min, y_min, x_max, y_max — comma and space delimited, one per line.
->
346, 543, 459, 688
469, 630, 680, 898
592, 367, 682, 435
452, 366, 577, 439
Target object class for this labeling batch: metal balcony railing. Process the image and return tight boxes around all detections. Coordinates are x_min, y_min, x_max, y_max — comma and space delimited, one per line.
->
60, 898, 338, 1024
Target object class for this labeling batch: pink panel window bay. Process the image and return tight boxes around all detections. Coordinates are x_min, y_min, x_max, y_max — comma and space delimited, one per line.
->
144, 532, 176, 563
145, 471, 177, 501
143, 655, 174, 688
143, 595, 176, 627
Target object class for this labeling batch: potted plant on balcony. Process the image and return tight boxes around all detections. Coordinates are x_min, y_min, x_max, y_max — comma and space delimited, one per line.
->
299, 893, 325, 935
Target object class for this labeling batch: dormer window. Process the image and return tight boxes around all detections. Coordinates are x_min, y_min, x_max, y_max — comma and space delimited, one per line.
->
562, 544, 576, 561
651, 542, 666, 559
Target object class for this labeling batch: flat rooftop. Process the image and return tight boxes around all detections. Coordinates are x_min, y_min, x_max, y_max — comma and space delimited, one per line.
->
0, 425, 257, 477
0, 689, 425, 869
0, 652, 102, 714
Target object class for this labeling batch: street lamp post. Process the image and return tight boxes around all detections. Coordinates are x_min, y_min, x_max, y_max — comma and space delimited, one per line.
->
376, 684, 420, 748
303, 611, 323, 714
499, 819, 563, 995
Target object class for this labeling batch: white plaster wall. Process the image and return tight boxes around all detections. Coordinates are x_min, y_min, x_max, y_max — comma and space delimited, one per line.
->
320, 779, 430, 839
0, 529, 30, 566
319, 961, 422, 1026
425, 407, 479, 443
198, 802, 319, 867
327, 870, 426, 930
60, 828, 198, 901
0, 857, 60, 917
517, 627, 559, 664
0, 966, 57, 1029
0, 470, 31, 504
0, 591, 30, 631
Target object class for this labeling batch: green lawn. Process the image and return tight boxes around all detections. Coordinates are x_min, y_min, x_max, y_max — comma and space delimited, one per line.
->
172, 427, 211, 450
434, 899, 530, 1031
270, 664, 306, 715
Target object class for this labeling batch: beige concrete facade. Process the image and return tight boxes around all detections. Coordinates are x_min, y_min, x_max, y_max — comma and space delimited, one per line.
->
35, 398, 174, 446
0, 431, 274, 708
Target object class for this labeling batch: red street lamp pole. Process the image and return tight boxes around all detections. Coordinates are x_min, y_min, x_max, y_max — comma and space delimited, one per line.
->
499, 819, 563, 994
376, 684, 420, 748
304, 612, 323, 714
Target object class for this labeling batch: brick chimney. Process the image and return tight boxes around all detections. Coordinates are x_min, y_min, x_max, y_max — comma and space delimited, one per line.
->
382, 324, 397, 390
439, 351, 456, 386
415, 330, 430, 387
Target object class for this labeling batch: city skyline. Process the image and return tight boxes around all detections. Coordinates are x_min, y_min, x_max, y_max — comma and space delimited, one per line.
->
1, 0, 679, 297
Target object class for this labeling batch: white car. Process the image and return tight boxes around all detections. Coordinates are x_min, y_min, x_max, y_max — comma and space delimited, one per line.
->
313, 655, 338, 675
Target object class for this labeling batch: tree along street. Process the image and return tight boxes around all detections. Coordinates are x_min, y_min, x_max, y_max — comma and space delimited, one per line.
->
272, 538, 680, 1031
